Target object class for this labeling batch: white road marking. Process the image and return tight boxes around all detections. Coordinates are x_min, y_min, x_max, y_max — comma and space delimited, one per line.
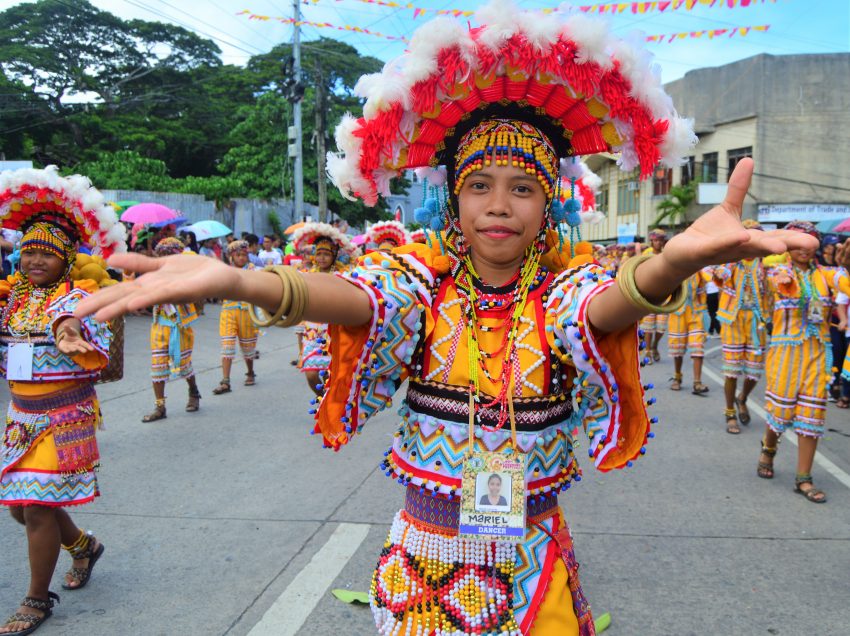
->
248, 522, 371, 636
704, 345, 722, 356
701, 365, 850, 490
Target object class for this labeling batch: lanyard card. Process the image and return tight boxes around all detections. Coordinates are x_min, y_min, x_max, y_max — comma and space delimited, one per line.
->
6, 342, 34, 381
807, 298, 824, 324
459, 451, 526, 543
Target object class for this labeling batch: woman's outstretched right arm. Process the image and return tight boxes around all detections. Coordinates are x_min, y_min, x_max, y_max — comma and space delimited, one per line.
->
74, 252, 372, 326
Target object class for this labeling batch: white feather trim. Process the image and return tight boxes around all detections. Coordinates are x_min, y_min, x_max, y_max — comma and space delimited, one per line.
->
0, 166, 126, 254
404, 18, 474, 86
660, 116, 698, 167
561, 13, 614, 70
359, 72, 412, 120
291, 222, 356, 257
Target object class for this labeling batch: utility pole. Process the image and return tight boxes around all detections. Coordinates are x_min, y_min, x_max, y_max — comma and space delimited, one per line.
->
315, 61, 328, 223
292, 0, 304, 221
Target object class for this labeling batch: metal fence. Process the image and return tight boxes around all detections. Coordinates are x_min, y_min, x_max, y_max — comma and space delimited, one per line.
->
101, 189, 320, 237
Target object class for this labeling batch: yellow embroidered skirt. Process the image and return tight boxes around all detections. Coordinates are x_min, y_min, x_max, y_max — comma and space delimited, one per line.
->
1, 381, 101, 507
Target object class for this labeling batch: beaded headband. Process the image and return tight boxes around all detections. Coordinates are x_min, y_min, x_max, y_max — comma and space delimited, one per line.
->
313, 236, 338, 255
21, 221, 74, 261
453, 119, 558, 202
226, 239, 249, 255
741, 219, 763, 231
648, 228, 668, 240
290, 222, 356, 258
785, 220, 821, 242
154, 237, 186, 257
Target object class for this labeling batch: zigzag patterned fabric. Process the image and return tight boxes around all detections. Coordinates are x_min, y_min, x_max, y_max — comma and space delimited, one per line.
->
312, 246, 657, 631
299, 321, 331, 372
0, 468, 98, 506
0, 287, 111, 381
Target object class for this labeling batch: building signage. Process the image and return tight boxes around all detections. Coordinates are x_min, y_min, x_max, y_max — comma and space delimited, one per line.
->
758, 203, 850, 223
617, 222, 637, 244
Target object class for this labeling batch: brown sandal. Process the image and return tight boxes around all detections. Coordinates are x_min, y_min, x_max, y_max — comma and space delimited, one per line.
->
757, 440, 777, 479
62, 532, 104, 591
794, 474, 827, 503
670, 373, 682, 391
244, 372, 256, 386
725, 409, 740, 434
141, 400, 166, 423
212, 379, 232, 395
2, 592, 59, 636
735, 394, 751, 424
836, 396, 850, 409
692, 382, 710, 396
652, 349, 661, 362
186, 391, 201, 412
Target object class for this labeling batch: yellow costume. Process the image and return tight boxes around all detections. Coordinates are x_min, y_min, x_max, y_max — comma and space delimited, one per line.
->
151, 303, 198, 382
715, 260, 770, 380
764, 264, 848, 437
668, 270, 711, 359
220, 259, 259, 362
0, 276, 111, 507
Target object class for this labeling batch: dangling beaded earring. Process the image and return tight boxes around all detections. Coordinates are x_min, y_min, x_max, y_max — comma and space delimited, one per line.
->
413, 180, 449, 255
554, 158, 584, 258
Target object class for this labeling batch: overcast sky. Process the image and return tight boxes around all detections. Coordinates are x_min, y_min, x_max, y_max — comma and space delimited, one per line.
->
1, 0, 848, 82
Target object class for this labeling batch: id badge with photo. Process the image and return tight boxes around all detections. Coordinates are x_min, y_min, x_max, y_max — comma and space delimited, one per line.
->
807, 298, 824, 325
459, 451, 526, 543
6, 343, 34, 381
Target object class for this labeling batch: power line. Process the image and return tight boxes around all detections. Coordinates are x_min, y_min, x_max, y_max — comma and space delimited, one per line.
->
207, 0, 280, 48
120, 0, 264, 56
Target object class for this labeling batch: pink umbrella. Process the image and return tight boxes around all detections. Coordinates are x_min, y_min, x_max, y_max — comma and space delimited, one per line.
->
832, 218, 850, 233
121, 203, 181, 225
351, 233, 369, 246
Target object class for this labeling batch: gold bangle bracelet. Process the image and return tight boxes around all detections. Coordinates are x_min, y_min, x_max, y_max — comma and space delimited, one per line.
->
616, 254, 687, 314
250, 266, 309, 328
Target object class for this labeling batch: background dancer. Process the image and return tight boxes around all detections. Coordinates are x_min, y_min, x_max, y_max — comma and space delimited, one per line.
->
715, 220, 770, 434
142, 237, 201, 422
759, 221, 848, 503
0, 167, 124, 636
212, 240, 259, 395
640, 229, 669, 363
668, 269, 712, 394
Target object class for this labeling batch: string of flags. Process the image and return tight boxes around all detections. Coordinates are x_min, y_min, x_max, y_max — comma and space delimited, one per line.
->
238, 10, 409, 41
239, 9, 770, 46
302, 0, 779, 19
647, 23, 770, 41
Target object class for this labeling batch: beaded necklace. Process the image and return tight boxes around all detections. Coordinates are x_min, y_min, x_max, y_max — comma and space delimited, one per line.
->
739, 261, 765, 321
794, 263, 820, 311
2, 277, 63, 338
454, 244, 542, 432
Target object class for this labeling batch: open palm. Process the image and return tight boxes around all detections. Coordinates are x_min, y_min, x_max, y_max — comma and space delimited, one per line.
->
75, 253, 241, 322
663, 158, 818, 274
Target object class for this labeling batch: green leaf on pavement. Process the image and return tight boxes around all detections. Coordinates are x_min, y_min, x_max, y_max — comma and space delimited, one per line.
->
594, 611, 612, 632
331, 589, 370, 605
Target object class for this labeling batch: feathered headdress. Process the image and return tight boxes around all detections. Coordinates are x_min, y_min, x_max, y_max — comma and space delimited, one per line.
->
328, 0, 695, 207
290, 222, 357, 258
0, 166, 127, 258
365, 220, 410, 249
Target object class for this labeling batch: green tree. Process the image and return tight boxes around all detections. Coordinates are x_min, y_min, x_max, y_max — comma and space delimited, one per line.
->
653, 181, 698, 229
73, 150, 242, 205
0, 0, 228, 168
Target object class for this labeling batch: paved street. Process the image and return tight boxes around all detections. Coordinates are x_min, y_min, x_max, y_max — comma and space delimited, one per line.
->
2, 308, 849, 636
